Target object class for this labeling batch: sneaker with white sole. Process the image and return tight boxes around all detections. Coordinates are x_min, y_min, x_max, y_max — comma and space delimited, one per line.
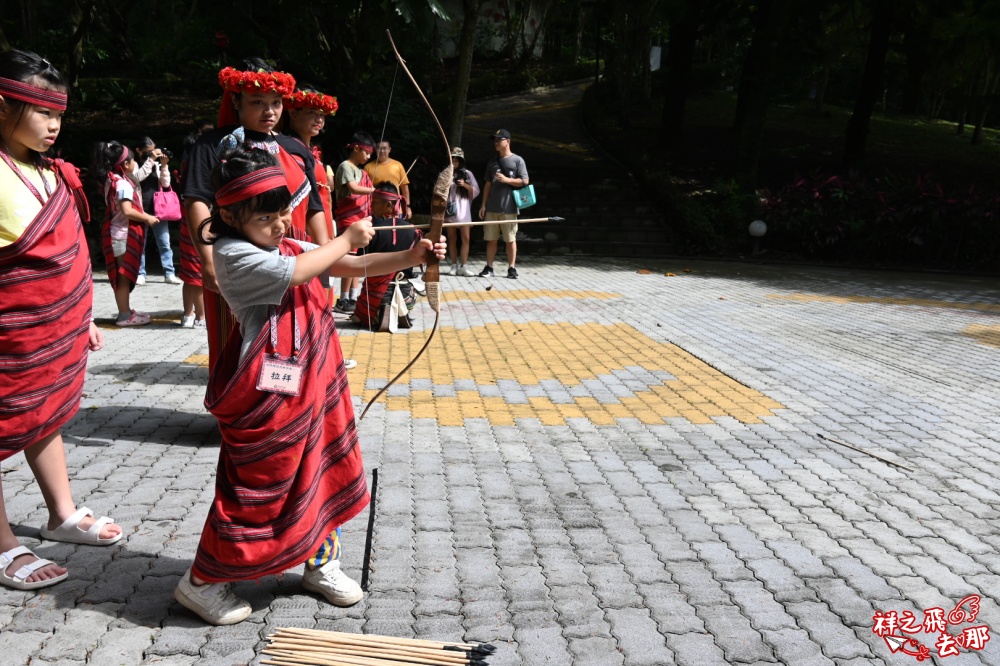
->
116, 310, 151, 327
301, 559, 363, 607
135, 275, 146, 286
460, 264, 475, 277
344, 358, 357, 370
180, 315, 195, 328
410, 277, 426, 295
165, 275, 182, 285
448, 263, 458, 276
477, 265, 494, 278
193, 319, 206, 328
173, 568, 252, 625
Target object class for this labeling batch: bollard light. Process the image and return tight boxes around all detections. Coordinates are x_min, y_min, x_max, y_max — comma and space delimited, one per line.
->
748, 220, 767, 256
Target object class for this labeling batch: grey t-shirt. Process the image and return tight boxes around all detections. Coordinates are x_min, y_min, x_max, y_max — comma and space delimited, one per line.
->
213, 237, 329, 360
484, 153, 528, 215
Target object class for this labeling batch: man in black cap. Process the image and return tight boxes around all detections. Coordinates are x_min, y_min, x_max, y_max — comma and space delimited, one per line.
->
478, 129, 529, 279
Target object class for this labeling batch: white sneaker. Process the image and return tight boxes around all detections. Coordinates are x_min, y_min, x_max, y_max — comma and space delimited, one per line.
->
165, 275, 182, 285
180, 315, 195, 328
460, 264, 476, 277
448, 263, 458, 276
344, 358, 357, 370
301, 559, 363, 607
193, 319, 206, 328
173, 568, 252, 625
135, 275, 146, 286
411, 276, 426, 295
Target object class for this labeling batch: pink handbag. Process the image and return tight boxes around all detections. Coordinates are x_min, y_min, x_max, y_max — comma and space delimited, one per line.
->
153, 185, 182, 221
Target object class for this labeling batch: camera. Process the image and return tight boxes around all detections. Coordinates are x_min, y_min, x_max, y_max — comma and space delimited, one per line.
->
453, 168, 467, 185
161, 148, 173, 159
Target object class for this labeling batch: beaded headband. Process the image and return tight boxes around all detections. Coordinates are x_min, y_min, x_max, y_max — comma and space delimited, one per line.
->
0, 77, 68, 111
347, 142, 374, 153
285, 89, 339, 115
215, 167, 288, 207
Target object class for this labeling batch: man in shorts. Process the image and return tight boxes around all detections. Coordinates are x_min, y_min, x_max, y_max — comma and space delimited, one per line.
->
477, 129, 529, 279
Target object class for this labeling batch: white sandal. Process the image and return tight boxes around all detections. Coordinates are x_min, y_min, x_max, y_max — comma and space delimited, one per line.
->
40, 507, 122, 546
0, 545, 68, 590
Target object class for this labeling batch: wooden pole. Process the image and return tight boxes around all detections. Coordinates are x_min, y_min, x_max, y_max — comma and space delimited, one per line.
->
360, 467, 378, 592
272, 628, 486, 652
268, 635, 470, 662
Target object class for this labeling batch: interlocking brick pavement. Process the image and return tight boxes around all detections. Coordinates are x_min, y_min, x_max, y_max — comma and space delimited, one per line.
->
2, 259, 1000, 666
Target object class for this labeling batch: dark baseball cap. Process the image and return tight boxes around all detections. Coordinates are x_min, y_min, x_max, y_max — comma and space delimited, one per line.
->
492, 129, 512, 141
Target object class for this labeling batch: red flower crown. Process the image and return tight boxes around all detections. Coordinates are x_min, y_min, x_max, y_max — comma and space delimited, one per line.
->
218, 66, 296, 96
284, 90, 339, 115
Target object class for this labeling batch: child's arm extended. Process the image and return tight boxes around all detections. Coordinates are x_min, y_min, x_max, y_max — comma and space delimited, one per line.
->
119, 199, 158, 226
289, 219, 376, 286
345, 180, 374, 195
330, 235, 447, 278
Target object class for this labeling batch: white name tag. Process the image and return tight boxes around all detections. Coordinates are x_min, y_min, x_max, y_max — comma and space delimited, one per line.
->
257, 357, 302, 396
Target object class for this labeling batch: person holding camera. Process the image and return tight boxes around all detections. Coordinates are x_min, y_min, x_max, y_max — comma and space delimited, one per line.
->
133, 136, 178, 285
445, 147, 479, 276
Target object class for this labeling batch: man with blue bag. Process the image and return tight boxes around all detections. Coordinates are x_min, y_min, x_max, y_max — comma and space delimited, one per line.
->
478, 129, 529, 280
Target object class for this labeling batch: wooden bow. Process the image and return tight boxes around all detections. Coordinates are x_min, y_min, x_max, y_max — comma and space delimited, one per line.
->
359, 31, 453, 421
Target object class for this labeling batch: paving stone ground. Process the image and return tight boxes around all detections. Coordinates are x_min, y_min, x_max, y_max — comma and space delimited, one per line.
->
3, 257, 999, 666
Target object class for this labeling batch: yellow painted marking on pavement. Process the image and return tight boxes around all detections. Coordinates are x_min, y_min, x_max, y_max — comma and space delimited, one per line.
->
443, 289, 619, 303
342, 321, 782, 427
769, 293, 1000, 314
964, 324, 1000, 348
184, 354, 209, 366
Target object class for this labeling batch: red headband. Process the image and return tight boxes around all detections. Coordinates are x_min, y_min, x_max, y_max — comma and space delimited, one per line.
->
372, 189, 402, 202
348, 142, 374, 153
285, 90, 339, 115
215, 167, 288, 207
0, 77, 68, 111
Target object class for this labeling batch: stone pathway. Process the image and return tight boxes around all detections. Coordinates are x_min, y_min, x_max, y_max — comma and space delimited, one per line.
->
2, 258, 999, 665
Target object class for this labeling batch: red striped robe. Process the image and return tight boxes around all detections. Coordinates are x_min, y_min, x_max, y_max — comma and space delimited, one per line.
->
192, 239, 368, 582
178, 211, 203, 287
100, 174, 146, 291
334, 169, 372, 236
0, 162, 93, 456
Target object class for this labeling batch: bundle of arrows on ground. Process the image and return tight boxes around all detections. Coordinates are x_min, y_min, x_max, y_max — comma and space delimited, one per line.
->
262, 627, 496, 666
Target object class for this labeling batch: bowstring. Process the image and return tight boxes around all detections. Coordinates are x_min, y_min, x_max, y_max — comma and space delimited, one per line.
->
362, 59, 400, 411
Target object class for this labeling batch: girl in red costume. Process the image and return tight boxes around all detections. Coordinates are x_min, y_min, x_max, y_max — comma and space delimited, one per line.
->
173, 146, 445, 625
93, 140, 161, 326
182, 59, 328, 369
0, 49, 122, 592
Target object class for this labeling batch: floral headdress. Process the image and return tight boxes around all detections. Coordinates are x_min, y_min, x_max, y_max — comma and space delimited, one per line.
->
216, 66, 296, 128
284, 89, 339, 116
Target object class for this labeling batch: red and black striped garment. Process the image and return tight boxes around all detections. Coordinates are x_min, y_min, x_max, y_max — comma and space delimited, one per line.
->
177, 213, 203, 287
100, 174, 146, 291
0, 162, 93, 456
334, 169, 372, 236
192, 239, 368, 582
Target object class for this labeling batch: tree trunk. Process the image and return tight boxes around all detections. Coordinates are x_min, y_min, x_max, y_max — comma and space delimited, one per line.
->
658, 1, 701, 153
732, 0, 794, 188
573, 5, 588, 63
447, 0, 482, 146
900, 19, 929, 115
843, 0, 894, 170
65, 0, 99, 91
970, 58, 998, 146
